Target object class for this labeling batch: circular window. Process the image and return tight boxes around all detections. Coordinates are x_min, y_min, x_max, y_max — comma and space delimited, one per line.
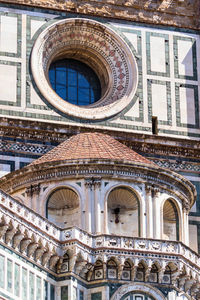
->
31, 18, 138, 120
49, 59, 101, 105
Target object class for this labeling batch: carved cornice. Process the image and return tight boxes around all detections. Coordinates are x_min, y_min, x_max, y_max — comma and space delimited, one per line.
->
0, 117, 200, 161
0, 159, 196, 209
0, 0, 199, 30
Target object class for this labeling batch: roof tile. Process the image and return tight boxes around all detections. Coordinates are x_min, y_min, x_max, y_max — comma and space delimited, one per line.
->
30, 132, 154, 166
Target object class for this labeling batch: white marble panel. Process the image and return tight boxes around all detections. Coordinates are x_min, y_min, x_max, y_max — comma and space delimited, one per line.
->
0, 16, 17, 53
123, 32, 138, 52
124, 97, 140, 118
179, 87, 195, 125
189, 225, 198, 253
31, 19, 45, 39
150, 36, 166, 73
0, 163, 11, 178
30, 84, 44, 105
151, 83, 168, 121
0, 64, 17, 101
177, 39, 193, 77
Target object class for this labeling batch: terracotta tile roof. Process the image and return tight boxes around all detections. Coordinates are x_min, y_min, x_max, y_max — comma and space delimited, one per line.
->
30, 132, 154, 166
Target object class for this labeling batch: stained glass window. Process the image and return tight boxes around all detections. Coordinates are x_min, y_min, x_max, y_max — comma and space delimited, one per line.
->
49, 59, 101, 106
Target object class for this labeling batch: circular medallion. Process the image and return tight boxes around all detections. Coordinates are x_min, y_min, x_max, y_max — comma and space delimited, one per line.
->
31, 18, 138, 120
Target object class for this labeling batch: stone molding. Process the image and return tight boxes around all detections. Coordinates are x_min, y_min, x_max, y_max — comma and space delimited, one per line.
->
0, 118, 199, 160
0, 159, 195, 209
0, 0, 199, 30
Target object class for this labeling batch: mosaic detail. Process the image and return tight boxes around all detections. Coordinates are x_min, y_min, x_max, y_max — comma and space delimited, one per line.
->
153, 159, 200, 172
0, 140, 53, 155
31, 18, 138, 120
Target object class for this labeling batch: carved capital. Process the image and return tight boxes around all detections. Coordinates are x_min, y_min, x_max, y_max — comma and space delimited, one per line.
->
85, 177, 102, 190
26, 183, 40, 197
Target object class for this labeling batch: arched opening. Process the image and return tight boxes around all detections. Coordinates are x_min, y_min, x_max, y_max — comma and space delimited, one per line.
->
163, 199, 179, 241
92, 260, 103, 281
122, 261, 132, 281
107, 187, 140, 237
60, 253, 69, 273
135, 263, 145, 282
149, 264, 159, 283
162, 265, 172, 284
107, 259, 118, 279
46, 187, 80, 228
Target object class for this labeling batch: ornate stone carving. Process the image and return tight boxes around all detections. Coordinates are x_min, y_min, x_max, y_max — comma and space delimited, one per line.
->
85, 177, 102, 190
0, 0, 199, 30
26, 183, 41, 196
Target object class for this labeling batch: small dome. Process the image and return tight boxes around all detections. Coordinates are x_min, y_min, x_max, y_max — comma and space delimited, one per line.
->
30, 132, 154, 166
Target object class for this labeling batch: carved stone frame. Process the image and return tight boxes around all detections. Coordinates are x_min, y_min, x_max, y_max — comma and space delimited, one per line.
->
31, 18, 138, 120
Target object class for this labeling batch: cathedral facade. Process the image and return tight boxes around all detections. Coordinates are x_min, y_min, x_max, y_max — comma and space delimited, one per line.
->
0, 0, 199, 299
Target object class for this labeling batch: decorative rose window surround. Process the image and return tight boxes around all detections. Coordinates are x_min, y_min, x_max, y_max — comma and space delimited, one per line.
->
31, 18, 138, 120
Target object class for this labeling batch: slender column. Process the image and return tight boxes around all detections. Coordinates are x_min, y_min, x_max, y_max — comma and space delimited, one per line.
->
84, 180, 92, 233
85, 177, 101, 234
94, 179, 101, 234
145, 185, 153, 238
152, 188, 161, 239
182, 206, 189, 245
26, 183, 41, 213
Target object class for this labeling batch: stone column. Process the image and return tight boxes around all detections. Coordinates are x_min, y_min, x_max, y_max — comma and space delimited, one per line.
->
94, 178, 101, 234
182, 206, 189, 245
84, 179, 92, 233
26, 183, 41, 213
152, 188, 161, 239
85, 177, 101, 234
145, 185, 153, 238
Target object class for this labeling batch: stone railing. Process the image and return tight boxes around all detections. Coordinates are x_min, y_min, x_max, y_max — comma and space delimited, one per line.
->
0, 190, 61, 240
64, 227, 200, 267
0, 190, 200, 284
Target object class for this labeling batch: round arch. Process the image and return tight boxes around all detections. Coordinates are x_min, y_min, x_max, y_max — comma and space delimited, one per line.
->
161, 197, 181, 241
46, 186, 81, 228
110, 283, 166, 300
105, 185, 141, 237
